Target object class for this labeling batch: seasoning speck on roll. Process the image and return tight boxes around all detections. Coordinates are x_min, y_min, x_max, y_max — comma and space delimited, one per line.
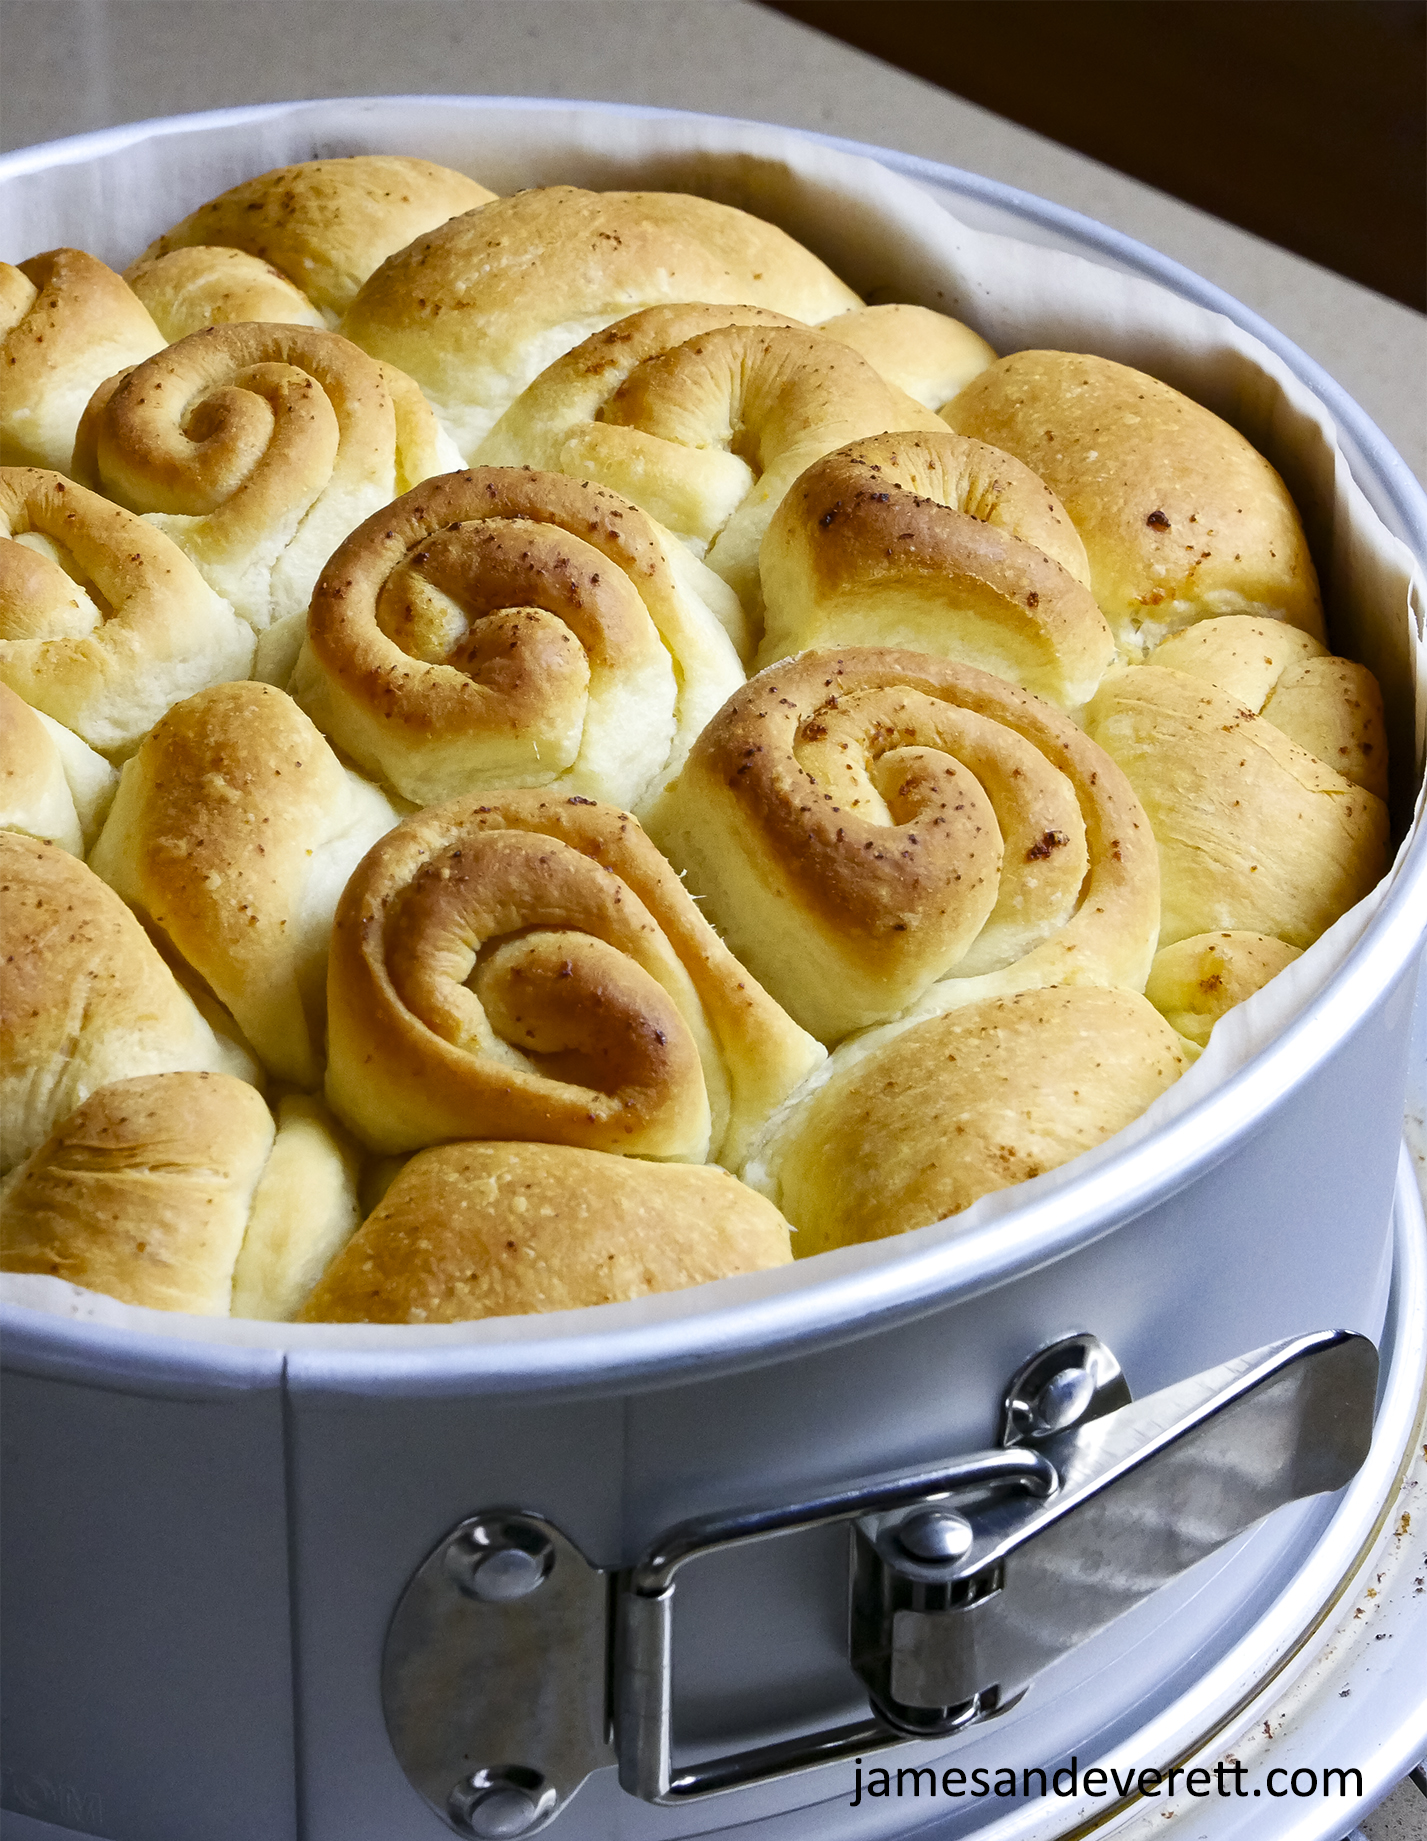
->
942, 350, 1325, 656
299, 1140, 793, 1323
323, 790, 824, 1164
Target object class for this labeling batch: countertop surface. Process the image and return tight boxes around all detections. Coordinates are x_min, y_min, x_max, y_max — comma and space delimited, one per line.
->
1, 6, 1424, 1837
2, 0, 1424, 489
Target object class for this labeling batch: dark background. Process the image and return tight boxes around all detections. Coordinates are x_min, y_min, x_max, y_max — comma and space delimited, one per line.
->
758, 0, 1427, 310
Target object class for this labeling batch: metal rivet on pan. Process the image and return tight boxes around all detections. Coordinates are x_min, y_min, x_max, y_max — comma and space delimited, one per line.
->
449, 1767, 556, 1837
1032, 1365, 1098, 1434
897, 1508, 975, 1562
444, 1519, 555, 1601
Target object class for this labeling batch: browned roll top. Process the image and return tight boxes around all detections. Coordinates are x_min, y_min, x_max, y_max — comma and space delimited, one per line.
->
758, 431, 1113, 705
324, 791, 823, 1162
293, 467, 742, 812
652, 647, 1160, 1042
71, 322, 449, 635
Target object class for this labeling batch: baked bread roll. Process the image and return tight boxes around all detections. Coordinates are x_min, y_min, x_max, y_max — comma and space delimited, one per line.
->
298, 1140, 792, 1323
136, 155, 495, 322
0, 681, 117, 853
758, 432, 1114, 705
70, 324, 461, 645
1145, 932, 1303, 1053
816, 303, 997, 409
1, 467, 254, 756
745, 986, 1187, 1252
1, 249, 164, 472
123, 246, 327, 341
292, 467, 743, 813
0, 1076, 359, 1317
0, 836, 257, 1174
340, 187, 863, 458
651, 648, 1159, 1043
1084, 619, 1390, 948
1132, 615, 1389, 799
481, 305, 946, 625
324, 790, 825, 1162
89, 681, 402, 1089
942, 351, 1324, 655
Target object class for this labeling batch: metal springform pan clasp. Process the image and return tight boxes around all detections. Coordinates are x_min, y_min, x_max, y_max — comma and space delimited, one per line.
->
381, 1328, 1377, 1834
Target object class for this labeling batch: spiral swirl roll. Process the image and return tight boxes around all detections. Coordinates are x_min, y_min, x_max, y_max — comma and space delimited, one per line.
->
758, 432, 1114, 705
293, 466, 744, 813
481, 307, 946, 627
1, 249, 164, 473
1, 468, 254, 756
341, 186, 863, 458
324, 791, 825, 1162
652, 648, 1160, 1043
71, 324, 460, 637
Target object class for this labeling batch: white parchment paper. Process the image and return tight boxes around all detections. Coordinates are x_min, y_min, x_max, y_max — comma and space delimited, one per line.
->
2, 99, 1424, 1351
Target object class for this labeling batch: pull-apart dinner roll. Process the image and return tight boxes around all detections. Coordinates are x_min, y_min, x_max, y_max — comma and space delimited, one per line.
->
136, 155, 495, 323
71, 325, 460, 648
1084, 617, 1389, 948
292, 467, 743, 813
89, 681, 402, 1089
1, 249, 164, 473
745, 986, 1187, 1252
324, 791, 824, 1163
482, 306, 945, 627
651, 648, 1159, 1043
123, 247, 328, 341
299, 1140, 792, 1323
0, 836, 257, 1174
1, 468, 254, 756
1, 1076, 360, 1318
943, 351, 1324, 655
0, 682, 116, 853
816, 303, 997, 409
341, 187, 863, 458
758, 432, 1114, 705
1145, 932, 1303, 1053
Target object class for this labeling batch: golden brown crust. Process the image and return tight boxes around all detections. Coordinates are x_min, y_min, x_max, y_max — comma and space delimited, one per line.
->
565, 316, 948, 619
88, 681, 400, 1087
1, 249, 165, 473
758, 432, 1113, 705
1145, 931, 1303, 1050
0, 1072, 275, 1314
123, 246, 327, 341
1148, 615, 1388, 799
942, 350, 1324, 653
297, 1139, 791, 1322
0, 467, 254, 755
292, 467, 742, 812
341, 187, 863, 458
752, 987, 1186, 1251
139, 156, 495, 319
651, 647, 1159, 1043
0, 837, 257, 1174
324, 790, 823, 1163
1084, 661, 1390, 947
70, 324, 447, 635
817, 303, 997, 408
0, 681, 116, 853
